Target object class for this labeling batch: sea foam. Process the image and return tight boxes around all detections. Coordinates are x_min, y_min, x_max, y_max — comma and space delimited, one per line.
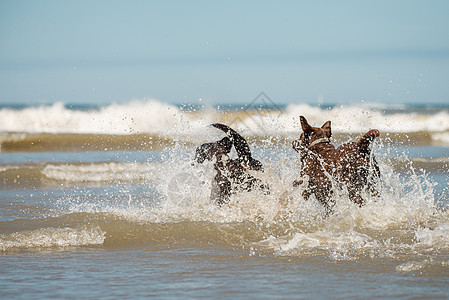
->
0, 225, 105, 251
1, 100, 449, 139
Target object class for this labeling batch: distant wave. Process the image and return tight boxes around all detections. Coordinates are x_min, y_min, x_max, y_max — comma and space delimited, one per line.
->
1, 100, 449, 146
0, 100, 204, 135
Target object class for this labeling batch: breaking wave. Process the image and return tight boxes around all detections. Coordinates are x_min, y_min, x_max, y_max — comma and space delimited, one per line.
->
1, 100, 449, 147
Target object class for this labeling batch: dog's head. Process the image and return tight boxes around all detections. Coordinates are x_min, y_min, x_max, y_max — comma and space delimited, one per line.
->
299, 116, 332, 147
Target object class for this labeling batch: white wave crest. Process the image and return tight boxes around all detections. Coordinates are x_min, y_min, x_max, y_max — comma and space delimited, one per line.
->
0, 100, 209, 135
0, 225, 105, 251
42, 162, 162, 182
1, 101, 448, 138
285, 103, 449, 133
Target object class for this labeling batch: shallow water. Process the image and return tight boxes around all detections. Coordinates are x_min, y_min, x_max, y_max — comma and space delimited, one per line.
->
1, 103, 449, 298
2, 247, 449, 299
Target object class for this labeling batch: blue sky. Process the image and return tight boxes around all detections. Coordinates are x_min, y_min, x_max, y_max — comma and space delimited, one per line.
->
1, 0, 449, 106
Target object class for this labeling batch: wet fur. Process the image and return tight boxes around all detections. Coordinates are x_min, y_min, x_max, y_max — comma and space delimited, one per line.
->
195, 124, 268, 205
293, 116, 380, 214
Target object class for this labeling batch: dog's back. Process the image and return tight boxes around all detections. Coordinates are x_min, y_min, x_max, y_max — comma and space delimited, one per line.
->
331, 130, 381, 202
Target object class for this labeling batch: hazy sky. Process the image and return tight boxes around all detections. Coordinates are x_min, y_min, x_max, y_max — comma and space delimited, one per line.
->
1, 0, 448, 106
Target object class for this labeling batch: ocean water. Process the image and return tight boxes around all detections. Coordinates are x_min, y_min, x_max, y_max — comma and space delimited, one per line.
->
1, 100, 449, 298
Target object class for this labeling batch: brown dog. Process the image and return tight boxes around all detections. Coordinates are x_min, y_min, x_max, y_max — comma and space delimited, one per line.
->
292, 116, 380, 214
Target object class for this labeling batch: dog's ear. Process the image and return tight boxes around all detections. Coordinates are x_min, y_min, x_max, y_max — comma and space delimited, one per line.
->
300, 116, 312, 134
321, 121, 332, 138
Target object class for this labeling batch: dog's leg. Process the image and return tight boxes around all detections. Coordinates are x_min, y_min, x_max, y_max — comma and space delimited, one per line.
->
310, 177, 335, 215
347, 184, 364, 207
367, 155, 381, 197
315, 188, 334, 216
301, 189, 311, 200
211, 174, 231, 206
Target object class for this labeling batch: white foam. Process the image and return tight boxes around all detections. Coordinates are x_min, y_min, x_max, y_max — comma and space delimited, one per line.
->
262, 229, 379, 258
432, 132, 449, 144
285, 103, 449, 133
0, 225, 105, 251
414, 223, 449, 249
1, 101, 449, 138
42, 162, 163, 182
395, 261, 429, 273
0, 100, 209, 135
230, 103, 449, 136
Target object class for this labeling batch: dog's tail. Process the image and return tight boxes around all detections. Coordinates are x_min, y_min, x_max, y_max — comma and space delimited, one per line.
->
211, 123, 252, 159
357, 129, 380, 151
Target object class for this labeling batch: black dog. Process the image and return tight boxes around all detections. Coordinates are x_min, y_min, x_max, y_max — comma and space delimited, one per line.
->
195, 123, 268, 205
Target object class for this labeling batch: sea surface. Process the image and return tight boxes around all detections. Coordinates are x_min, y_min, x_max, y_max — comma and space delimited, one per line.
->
1, 100, 449, 298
